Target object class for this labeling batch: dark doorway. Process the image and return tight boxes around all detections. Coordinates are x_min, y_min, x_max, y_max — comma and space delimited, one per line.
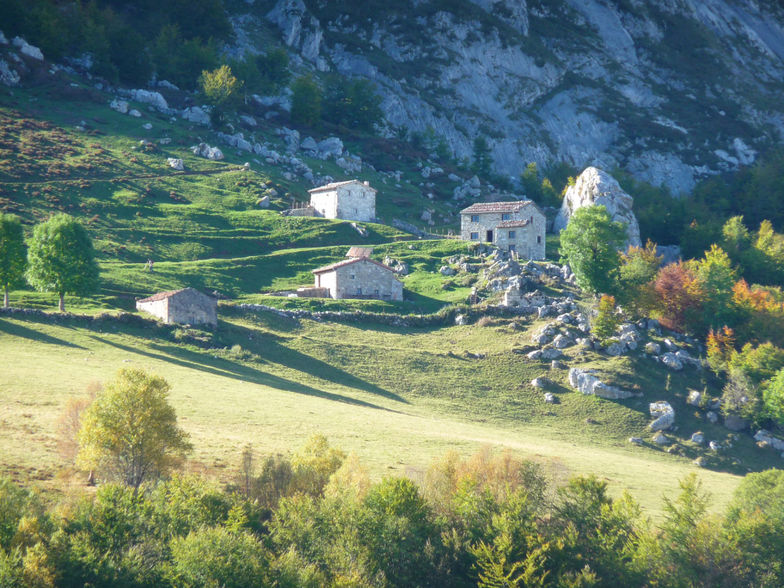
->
486, 230, 493, 242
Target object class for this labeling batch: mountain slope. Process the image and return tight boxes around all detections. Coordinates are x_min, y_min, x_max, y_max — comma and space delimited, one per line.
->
253, 0, 784, 193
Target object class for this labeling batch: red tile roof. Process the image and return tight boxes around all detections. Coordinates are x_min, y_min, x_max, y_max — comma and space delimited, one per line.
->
460, 200, 533, 214
308, 179, 377, 193
346, 246, 373, 258
312, 256, 394, 274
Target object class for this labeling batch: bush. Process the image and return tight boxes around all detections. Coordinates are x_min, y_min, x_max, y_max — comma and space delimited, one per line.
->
323, 77, 383, 132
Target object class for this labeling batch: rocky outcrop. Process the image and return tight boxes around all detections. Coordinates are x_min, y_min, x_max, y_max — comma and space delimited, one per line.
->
568, 368, 634, 400
649, 401, 675, 431
553, 167, 641, 248
249, 1, 784, 194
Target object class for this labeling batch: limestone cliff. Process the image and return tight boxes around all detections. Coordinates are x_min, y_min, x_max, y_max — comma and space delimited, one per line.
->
250, 0, 784, 195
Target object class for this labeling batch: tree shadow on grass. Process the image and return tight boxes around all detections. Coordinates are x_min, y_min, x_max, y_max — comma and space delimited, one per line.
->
0, 319, 87, 349
89, 335, 402, 413
215, 321, 408, 404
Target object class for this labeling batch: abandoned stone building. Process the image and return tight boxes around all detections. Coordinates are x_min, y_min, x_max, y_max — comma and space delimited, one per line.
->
308, 179, 376, 222
460, 201, 546, 259
307, 247, 403, 301
136, 288, 218, 328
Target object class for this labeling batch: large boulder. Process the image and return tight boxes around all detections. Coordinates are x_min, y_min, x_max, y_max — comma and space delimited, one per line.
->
553, 167, 641, 248
649, 401, 675, 431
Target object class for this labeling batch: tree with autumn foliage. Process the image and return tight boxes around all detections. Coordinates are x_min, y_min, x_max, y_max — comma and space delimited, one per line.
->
653, 262, 703, 333
692, 244, 739, 331
707, 326, 736, 375
732, 280, 784, 346
617, 240, 661, 317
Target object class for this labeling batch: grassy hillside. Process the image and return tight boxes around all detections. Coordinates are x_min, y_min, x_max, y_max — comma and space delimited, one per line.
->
2, 308, 775, 519
1, 60, 779, 524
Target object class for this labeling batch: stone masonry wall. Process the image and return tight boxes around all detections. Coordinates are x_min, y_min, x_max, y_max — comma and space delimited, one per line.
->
328, 259, 402, 300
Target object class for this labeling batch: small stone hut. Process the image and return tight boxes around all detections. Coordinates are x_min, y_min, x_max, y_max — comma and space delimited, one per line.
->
136, 288, 218, 327
460, 200, 546, 259
308, 179, 376, 222
311, 247, 402, 301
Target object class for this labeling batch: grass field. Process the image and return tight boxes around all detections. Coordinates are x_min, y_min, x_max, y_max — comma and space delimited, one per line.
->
2, 309, 777, 520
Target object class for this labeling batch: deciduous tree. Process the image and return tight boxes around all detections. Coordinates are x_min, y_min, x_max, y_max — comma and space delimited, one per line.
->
0, 213, 26, 308
559, 205, 627, 295
77, 369, 192, 488
26, 214, 99, 312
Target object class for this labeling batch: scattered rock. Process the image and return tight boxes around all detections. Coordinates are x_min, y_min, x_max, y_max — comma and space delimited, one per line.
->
753, 430, 784, 451
531, 377, 548, 388
439, 265, 456, 276
258, 195, 270, 209
191, 143, 224, 160
551, 360, 566, 370
709, 441, 721, 451
544, 392, 556, 404
455, 314, 467, 326
12, 36, 43, 60
661, 352, 683, 371
182, 106, 211, 126
142, 123, 153, 130
124, 88, 168, 111
552, 334, 573, 349
568, 367, 633, 399
644, 342, 661, 354
0, 59, 20, 87
723, 414, 749, 432
706, 411, 719, 424
128, 109, 142, 118
629, 437, 644, 445
686, 389, 702, 407
691, 432, 705, 444
649, 401, 675, 431
317, 137, 343, 159
652, 431, 670, 445
604, 340, 626, 356
110, 99, 129, 114
167, 158, 184, 171
240, 114, 257, 127
693, 456, 707, 467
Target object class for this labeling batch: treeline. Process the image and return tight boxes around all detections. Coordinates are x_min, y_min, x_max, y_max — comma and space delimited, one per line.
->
0, 0, 230, 87
1, 441, 783, 587
560, 206, 784, 436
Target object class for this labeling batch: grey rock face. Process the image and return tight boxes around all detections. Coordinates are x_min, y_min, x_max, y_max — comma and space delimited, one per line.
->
661, 353, 683, 371
754, 430, 784, 451
554, 167, 641, 248
568, 367, 632, 399
167, 158, 184, 171
191, 143, 224, 160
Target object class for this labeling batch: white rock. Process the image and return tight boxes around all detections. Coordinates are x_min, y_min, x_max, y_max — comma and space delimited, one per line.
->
12, 36, 43, 60
454, 314, 467, 326
653, 431, 670, 445
649, 401, 675, 431
754, 430, 784, 451
687, 389, 703, 407
661, 353, 683, 371
709, 441, 721, 451
544, 392, 556, 403
126, 89, 168, 111
554, 167, 641, 248
552, 334, 572, 349
0, 31, 7, 45
128, 109, 142, 118
439, 265, 456, 276
0, 59, 20, 87
604, 340, 626, 356
644, 342, 661, 354
142, 123, 153, 130
110, 99, 129, 114
318, 137, 343, 159
240, 115, 257, 127
706, 411, 719, 424
191, 143, 224, 160
167, 158, 184, 171
182, 106, 211, 126
258, 195, 270, 209
691, 432, 705, 444
629, 437, 643, 445
531, 377, 548, 388
301, 136, 318, 151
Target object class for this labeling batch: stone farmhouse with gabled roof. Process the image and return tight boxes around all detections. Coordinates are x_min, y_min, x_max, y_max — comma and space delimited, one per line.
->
136, 287, 218, 327
310, 247, 403, 301
460, 200, 546, 259
308, 179, 376, 222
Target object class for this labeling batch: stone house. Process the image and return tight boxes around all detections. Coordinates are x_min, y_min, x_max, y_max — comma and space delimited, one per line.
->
136, 287, 218, 328
311, 247, 403, 301
460, 201, 546, 259
308, 179, 376, 222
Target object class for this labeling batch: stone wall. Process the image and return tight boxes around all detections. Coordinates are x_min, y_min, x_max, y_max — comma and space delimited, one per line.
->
460, 205, 545, 259
310, 184, 375, 222
318, 259, 403, 300
168, 290, 217, 327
